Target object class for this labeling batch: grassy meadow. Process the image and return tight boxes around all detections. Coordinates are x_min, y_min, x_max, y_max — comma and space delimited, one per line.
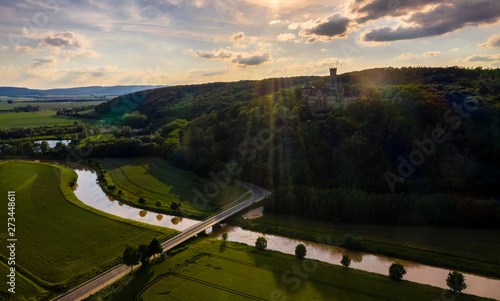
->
0, 100, 104, 111
0, 111, 95, 128
95, 158, 248, 219
0, 161, 175, 299
0, 260, 46, 301
91, 239, 492, 301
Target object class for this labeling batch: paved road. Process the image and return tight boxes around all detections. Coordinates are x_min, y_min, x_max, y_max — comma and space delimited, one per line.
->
52, 181, 270, 301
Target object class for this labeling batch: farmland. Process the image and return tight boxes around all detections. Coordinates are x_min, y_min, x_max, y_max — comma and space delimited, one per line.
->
0, 260, 46, 300
95, 158, 248, 219
0, 111, 95, 128
0, 161, 175, 299
97, 239, 491, 301
0, 100, 105, 111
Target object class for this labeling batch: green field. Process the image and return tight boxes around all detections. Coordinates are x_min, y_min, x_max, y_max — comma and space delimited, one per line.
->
93, 239, 491, 301
0, 260, 45, 301
234, 213, 500, 278
96, 158, 248, 218
0, 161, 175, 299
0, 100, 104, 111
0, 110, 95, 128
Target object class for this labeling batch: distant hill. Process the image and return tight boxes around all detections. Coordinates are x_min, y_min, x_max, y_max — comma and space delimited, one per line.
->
95, 66, 500, 123
95, 77, 312, 120
0, 85, 168, 97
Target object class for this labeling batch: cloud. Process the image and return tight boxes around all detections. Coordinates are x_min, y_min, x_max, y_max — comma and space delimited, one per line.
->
231, 53, 271, 66
182, 48, 194, 54
395, 53, 413, 60
38, 31, 89, 48
193, 49, 233, 60
350, 0, 444, 23
15, 45, 41, 53
269, 20, 283, 25
66, 67, 114, 78
31, 56, 56, 67
450, 48, 459, 52
466, 54, 500, 61
231, 31, 245, 42
64, 49, 100, 59
299, 13, 351, 41
288, 23, 300, 30
479, 34, 500, 48
276, 33, 296, 41
361, 1, 500, 42
192, 48, 270, 66
424, 51, 440, 56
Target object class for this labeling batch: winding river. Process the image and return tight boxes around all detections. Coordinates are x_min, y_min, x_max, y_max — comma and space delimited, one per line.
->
59, 161, 499, 300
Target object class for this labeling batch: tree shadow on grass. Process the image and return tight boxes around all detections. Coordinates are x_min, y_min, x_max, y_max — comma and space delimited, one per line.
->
219, 242, 226, 253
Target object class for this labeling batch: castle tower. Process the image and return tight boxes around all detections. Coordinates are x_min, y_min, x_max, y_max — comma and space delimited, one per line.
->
329, 67, 338, 90
302, 78, 312, 101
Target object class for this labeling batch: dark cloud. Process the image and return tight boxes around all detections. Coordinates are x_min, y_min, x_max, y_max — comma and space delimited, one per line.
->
39, 31, 86, 48
351, 0, 443, 23
194, 50, 216, 59
361, 1, 500, 42
300, 13, 350, 38
193, 50, 232, 60
31, 57, 55, 67
231, 31, 245, 42
467, 54, 499, 61
231, 53, 270, 66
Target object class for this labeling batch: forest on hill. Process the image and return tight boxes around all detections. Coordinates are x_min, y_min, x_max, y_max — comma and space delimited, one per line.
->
3, 67, 500, 227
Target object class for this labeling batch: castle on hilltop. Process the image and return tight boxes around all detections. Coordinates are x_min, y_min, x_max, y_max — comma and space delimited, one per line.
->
302, 67, 358, 112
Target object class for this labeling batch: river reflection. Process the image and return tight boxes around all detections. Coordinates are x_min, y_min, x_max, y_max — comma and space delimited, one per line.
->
208, 224, 500, 300
67, 162, 200, 231
35, 139, 71, 147
40, 160, 500, 300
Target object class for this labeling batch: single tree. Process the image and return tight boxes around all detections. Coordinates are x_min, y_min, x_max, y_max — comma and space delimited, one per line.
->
388, 263, 406, 281
138, 197, 146, 204
295, 244, 307, 260
123, 244, 139, 273
156, 201, 161, 207
170, 202, 179, 210
222, 232, 228, 241
138, 244, 152, 266
446, 271, 467, 294
255, 236, 267, 250
148, 238, 162, 259
340, 255, 351, 268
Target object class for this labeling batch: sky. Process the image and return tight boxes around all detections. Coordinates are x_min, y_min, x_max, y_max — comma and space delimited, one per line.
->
0, 0, 499, 89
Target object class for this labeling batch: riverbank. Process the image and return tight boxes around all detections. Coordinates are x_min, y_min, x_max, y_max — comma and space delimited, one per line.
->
86, 239, 494, 301
229, 212, 500, 279
85, 158, 248, 221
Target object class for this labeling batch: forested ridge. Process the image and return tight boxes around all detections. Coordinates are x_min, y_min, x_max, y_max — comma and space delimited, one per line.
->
3, 67, 500, 227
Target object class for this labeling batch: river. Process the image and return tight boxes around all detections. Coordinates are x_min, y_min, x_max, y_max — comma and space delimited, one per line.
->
62, 161, 500, 300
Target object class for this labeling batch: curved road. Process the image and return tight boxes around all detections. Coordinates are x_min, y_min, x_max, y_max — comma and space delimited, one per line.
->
52, 181, 270, 301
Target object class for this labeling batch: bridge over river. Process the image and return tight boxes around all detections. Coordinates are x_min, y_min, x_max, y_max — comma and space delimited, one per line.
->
52, 181, 270, 301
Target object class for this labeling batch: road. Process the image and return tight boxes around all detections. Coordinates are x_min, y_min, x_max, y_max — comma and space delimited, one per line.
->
52, 181, 270, 301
